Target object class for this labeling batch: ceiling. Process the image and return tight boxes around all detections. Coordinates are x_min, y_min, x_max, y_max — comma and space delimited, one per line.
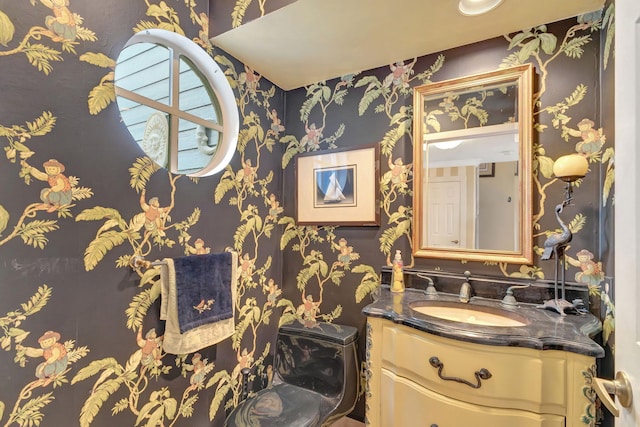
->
211, 0, 604, 91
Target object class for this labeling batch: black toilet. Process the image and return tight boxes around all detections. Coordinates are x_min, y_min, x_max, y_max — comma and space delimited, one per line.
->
224, 320, 360, 427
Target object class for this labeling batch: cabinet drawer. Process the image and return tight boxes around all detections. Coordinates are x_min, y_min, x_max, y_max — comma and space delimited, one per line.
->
381, 370, 565, 427
381, 322, 567, 414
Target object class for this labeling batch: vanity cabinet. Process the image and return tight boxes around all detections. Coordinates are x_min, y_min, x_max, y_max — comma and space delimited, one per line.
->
365, 317, 597, 427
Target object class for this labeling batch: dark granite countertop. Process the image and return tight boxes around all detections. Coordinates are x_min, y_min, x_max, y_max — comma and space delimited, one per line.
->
362, 286, 605, 358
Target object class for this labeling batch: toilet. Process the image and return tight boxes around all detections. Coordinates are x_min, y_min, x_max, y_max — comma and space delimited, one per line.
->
224, 320, 360, 427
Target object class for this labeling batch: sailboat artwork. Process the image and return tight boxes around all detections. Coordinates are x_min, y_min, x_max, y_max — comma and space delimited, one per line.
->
314, 166, 355, 207
323, 172, 346, 203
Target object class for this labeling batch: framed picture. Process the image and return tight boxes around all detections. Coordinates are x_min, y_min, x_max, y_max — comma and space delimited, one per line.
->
478, 162, 495, 177
295, 144, 380, 226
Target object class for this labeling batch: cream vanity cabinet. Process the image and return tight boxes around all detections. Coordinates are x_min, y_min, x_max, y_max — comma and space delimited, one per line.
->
365, 317, 598, 427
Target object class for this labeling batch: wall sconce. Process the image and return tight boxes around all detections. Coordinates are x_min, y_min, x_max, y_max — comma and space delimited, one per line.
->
539, 153, 589, 316
458, 0, 504, 16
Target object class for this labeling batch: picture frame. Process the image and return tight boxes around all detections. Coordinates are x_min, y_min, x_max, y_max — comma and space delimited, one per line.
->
478, 162, 495, 177
295, 143, 380, 226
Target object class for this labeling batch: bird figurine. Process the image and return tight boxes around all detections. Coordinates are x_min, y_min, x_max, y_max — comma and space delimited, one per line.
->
541, 203, 572, 260
538, 201, 581, 316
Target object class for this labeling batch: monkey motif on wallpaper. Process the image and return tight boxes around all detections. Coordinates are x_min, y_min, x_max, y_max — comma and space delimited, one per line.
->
136, 327, 163, 369
383, 59, 416, 90
386, 157, 412, 190
266, 194, 283, 221
132, 189, 172, 236
239, 64, 261, 94
236, 158, 257, 185
40, 0, 77, 42
566, 249, 605, 286
192, 12, 211, 51
264, 278, 282, 306
567, 118, 605, 157
297, 294, 320, 327
300, 123, 323, 150
232, 347, 254, 380
267, 109, 285, 137
334, 237, 360, 267
186, 352, 208, 390
17, 330, 68, 384
239, 253, 255, 279
187, 237, 211, 255
22, 159, 73, 213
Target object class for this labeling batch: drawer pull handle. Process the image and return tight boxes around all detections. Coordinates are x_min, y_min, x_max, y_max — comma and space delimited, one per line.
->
429, 356, 492, 389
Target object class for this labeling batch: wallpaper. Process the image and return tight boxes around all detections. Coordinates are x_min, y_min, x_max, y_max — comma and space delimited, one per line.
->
0, 1, 286, 426
0, 0, 615, 426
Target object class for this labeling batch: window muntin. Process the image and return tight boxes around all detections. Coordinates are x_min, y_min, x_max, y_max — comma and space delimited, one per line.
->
114, 29, 238, 177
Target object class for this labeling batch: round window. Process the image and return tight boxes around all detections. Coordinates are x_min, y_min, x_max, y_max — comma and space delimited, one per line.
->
114, 29, 238, 176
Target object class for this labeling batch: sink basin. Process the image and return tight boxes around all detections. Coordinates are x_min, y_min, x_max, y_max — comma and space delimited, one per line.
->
409, 301, 529, 327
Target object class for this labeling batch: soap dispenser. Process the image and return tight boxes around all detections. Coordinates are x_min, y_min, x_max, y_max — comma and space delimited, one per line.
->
391, 250, 405, 293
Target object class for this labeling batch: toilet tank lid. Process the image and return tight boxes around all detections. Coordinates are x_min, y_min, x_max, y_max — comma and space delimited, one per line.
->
280, 321, 358, 345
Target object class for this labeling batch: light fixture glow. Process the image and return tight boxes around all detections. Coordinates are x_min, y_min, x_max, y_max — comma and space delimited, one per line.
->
458, 0, 504, 16
552, 153, 589, 182
431, 140, 463, 150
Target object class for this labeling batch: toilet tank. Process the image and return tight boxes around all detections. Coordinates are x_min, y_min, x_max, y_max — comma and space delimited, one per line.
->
273, 321, 358, 399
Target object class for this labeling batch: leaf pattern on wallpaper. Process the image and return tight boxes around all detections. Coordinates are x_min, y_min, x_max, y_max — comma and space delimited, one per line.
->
353, 264, 381, 304
0, 2, 97, 255
352, 56, 444, 269
205, 55, 293, 418
72, 24, 290, 421
602, 4, 615, 70
280, 78, 356, 168
231, 0, 252, 28
73, 327, 218, 427
497, 14, 613, 289
0, 1, 115, 119
602, 147, 614, 206
0, 205, 8, 235
0, 286, 90, 427
79, 53, 116, 115
0, 10, 15, 46
1, 114, 93, 249
0, 1, 96, 73
580, 364, 599, 426
134, 1, 185, 35
277, 219, 354, 326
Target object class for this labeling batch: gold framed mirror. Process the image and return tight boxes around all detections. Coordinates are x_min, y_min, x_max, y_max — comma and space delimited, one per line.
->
412, 64, 533, 264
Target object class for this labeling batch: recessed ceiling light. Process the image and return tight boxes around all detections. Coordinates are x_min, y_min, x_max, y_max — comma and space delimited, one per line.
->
458, 0, 504, 16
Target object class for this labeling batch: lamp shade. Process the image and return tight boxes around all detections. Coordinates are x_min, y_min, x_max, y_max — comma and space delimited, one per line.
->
553, 153, 588, 181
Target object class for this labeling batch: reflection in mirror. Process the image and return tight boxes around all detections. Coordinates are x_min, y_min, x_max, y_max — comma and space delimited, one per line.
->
114, 29, 238, 177
413, 65, 533, 264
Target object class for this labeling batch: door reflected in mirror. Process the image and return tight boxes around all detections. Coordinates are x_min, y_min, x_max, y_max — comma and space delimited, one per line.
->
413, 65, 533, 264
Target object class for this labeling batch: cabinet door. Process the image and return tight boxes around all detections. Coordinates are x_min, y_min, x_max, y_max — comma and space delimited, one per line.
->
381, 370, 565, 427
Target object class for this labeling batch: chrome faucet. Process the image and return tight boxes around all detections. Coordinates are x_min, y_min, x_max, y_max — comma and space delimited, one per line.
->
459, 271, 472, 303
416, 273, 438, 296
501, 283, 531, 307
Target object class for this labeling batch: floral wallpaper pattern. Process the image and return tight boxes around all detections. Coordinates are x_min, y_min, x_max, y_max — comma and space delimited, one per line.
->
0, 0, 614, 426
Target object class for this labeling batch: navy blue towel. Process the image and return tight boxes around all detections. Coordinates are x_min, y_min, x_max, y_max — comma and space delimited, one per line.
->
173, 252, 234, 333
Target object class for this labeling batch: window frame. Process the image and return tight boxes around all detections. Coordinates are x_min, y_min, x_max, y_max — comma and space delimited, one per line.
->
116, 28, 239, 177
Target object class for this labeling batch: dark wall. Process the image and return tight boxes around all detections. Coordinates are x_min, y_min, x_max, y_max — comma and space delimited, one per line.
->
0, 1, 285, 426
0, 1, 615, 426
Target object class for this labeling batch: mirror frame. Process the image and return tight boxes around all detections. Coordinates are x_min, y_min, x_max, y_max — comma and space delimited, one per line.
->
412, 64, 534, 264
